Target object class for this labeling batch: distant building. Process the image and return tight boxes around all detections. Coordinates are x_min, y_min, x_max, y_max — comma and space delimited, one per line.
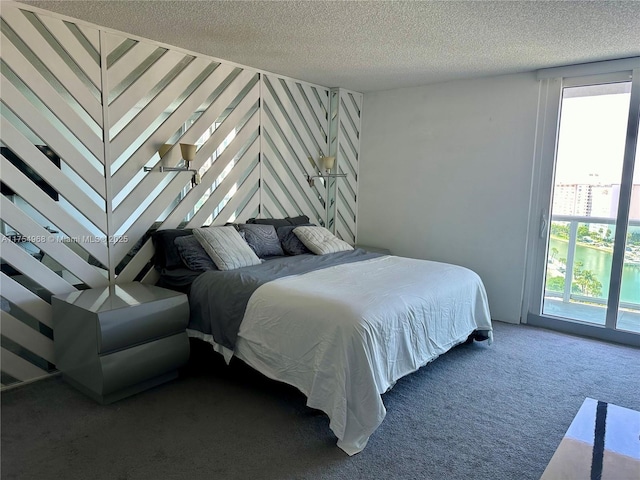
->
611, 184, 640, 221
590, 185, 615, 217
552, 184, 592, 216
552, 183, 640, 220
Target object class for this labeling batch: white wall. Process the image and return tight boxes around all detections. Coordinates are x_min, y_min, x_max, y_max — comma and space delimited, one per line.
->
358, 73, 540, 323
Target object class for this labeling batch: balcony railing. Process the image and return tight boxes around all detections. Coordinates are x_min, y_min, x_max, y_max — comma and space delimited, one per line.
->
545, 215, 640, 313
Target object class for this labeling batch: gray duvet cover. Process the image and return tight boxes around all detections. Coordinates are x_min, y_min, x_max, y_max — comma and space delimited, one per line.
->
188, 249, 381, 350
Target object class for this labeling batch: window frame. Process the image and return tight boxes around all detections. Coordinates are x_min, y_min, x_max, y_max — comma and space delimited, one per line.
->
523, 58, 640, 347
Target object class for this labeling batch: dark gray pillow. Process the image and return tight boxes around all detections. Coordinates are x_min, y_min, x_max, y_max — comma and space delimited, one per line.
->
151, 229, 193, 270
277, 225, 312, 255
174, 235, 217, 271
238, 224, 284, 258
286, 215, 311, 225
246, 215, 311, 227
246, 217, 291, 228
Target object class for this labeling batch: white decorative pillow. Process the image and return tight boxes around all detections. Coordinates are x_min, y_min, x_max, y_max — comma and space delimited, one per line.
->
193, 226, 261, 271
293, 226, 354, 255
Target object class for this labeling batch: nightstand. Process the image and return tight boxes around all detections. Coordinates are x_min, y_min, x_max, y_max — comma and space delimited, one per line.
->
52, 282, 190, 404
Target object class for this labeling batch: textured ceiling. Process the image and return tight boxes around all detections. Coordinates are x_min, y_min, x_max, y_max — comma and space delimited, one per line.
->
17, 1, 640, 92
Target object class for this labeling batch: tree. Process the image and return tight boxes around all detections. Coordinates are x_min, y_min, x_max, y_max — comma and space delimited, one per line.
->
551, 223, 570, 240
572, 268, 603, 297
551, 247, 559, 260
546, 276, 565, 292
578, 224, 590, 238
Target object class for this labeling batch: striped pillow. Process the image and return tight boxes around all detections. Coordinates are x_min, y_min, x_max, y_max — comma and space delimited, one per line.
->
193, 226, 261, 271
293, 226, 354, 255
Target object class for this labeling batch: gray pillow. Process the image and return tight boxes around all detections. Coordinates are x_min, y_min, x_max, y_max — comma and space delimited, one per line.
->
151, 228, 193, 270
277, 225, 311, 255
174, 235, 217, 271
247, 217, 291, 228
286, 215, 311, 225
246, 215, 311, 227
193, 226, 261, 270
238, 224, 284, 258
293, 226, 354, 255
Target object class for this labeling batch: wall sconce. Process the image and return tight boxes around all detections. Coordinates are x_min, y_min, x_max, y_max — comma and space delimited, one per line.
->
319, 155, 335, 172
179, 143, 196, 165
305, 152, 346, 187
144, 143, 201, 186
158, 143, 172, 158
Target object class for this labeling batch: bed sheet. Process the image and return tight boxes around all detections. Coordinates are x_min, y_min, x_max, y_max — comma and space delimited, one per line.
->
233, 255, 492, 455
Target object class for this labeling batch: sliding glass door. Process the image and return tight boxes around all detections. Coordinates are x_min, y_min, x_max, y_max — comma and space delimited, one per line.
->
528, 64, 640, 344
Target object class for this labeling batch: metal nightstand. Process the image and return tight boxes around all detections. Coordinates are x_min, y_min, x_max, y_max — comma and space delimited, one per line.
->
52, 282, 189, 404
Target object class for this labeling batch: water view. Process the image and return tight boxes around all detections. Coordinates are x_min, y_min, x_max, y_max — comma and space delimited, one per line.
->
547, 237, 640, 304
546, 222, 640, 304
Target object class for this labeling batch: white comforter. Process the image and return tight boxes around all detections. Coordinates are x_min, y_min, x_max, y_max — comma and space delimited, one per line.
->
234, 255, 492, 455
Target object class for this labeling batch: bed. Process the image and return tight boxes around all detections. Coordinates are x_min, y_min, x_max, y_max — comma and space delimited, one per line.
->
154, 220, 492, 455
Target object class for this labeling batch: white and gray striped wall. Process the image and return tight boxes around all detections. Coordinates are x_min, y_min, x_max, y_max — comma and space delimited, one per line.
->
0, 2, 363, 388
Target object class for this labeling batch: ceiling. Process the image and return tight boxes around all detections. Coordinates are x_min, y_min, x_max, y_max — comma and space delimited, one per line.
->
18, 1, 640, 93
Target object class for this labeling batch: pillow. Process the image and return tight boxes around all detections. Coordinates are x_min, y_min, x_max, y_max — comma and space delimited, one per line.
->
277, 225, 311, 256
246, 217, 291, 228
293, 226, 354, 255
151, 229, 193, 270
286, 215, 311, 225
246, 215, 311, 228
193, 226, 261, 271
174, 235, 218, 272
238, 224, 284, 257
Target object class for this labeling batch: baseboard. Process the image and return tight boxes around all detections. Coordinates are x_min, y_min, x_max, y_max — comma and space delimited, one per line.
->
527, 314, 640, 348
0, 371, 61, 392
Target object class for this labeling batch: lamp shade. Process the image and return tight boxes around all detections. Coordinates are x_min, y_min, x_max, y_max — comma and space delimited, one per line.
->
158, 144, 172, 158
320, 156, 335, 171
180, 143, 197, 162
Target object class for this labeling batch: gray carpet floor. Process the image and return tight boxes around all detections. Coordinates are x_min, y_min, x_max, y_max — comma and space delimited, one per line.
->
2, 321, 639, 480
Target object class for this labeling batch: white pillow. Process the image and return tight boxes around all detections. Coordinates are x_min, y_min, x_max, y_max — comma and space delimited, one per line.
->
193, 226, 261, 271
293, 226, 354, 255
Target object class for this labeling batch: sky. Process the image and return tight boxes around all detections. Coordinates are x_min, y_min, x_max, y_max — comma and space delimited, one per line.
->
555, 84, 639, 185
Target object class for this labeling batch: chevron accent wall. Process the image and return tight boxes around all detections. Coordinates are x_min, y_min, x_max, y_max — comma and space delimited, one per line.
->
330, 89, 363, 244
0, 3, 362, 388
261, 74, 330, 226
104, 30, 263, 287
0, 6, 107, 386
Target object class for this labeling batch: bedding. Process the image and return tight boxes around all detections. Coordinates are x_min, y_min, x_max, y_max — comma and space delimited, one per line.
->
293, 226, 354, 254
183, 250, 492, 455
151, 228, 193, 270
156, 267, 202, 294
238, 224, 285, 258
277, 225, 312, 255
246, 215, 310, 227
188, 250, 381, 349
193, 226, 261, 271
174, 235, 218, 271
